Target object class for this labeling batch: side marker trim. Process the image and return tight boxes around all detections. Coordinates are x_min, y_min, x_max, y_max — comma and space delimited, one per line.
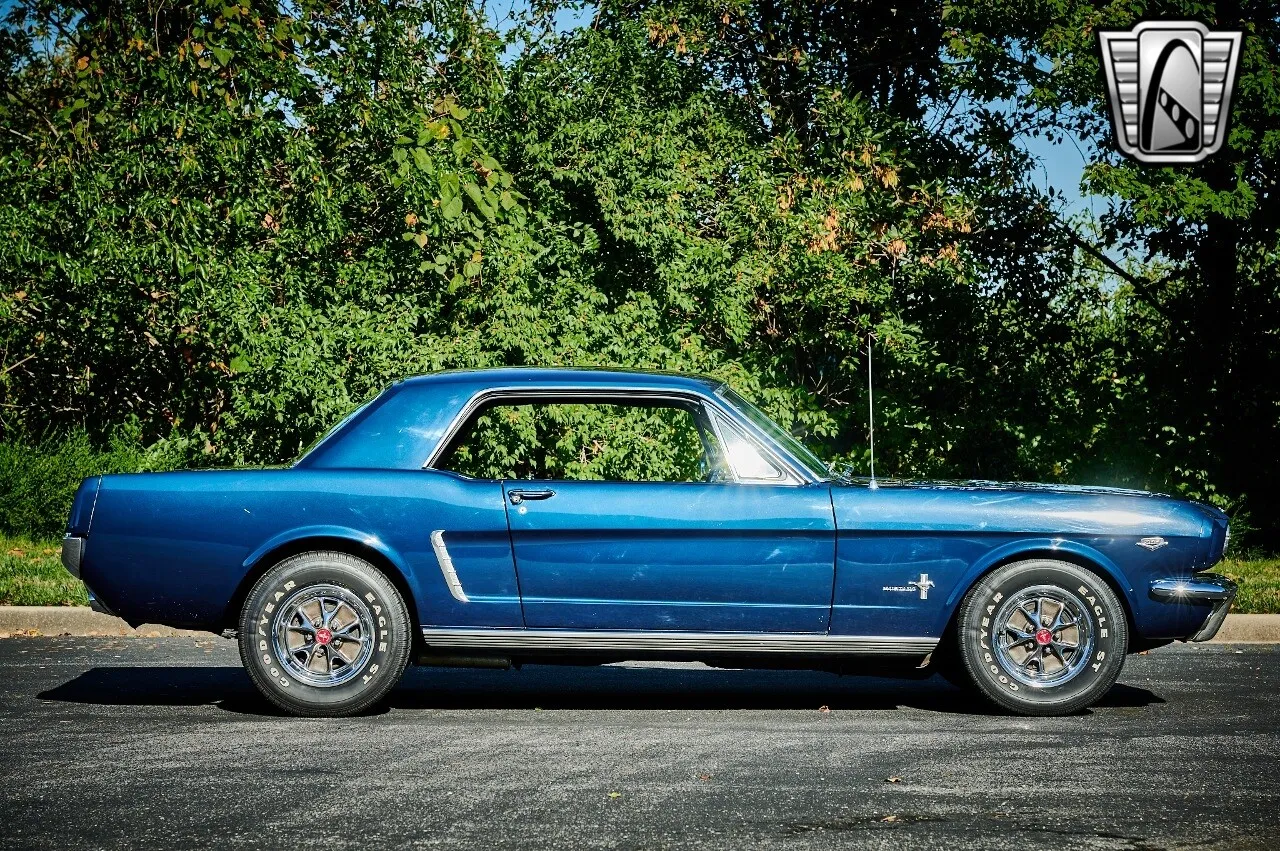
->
430, 530, 469, 603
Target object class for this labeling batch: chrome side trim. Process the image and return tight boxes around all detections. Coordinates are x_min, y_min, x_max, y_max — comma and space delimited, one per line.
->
430, 530, 469, 603
419, 627, 937, 656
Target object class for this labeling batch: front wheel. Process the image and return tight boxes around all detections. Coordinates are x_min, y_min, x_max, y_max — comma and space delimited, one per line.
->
238, 551, 412, 717
956, 559, 1128, 716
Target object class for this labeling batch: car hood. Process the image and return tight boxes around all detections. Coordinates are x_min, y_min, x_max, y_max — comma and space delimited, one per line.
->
834, 477, 1165, 498
829, 476, 1227, 546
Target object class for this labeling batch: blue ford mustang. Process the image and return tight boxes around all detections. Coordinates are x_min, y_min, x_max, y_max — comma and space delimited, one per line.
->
61, 368, 1235, 716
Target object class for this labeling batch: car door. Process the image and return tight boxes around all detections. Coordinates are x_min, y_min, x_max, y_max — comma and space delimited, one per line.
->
505, 477, 835, 632
434, 391, 836, 633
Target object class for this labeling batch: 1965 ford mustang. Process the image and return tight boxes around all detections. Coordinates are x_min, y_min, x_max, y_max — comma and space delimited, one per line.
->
61, 368, 1235, 716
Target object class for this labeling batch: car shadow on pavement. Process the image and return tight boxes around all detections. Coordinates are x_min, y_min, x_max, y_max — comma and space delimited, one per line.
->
38, 665, 262, 708
36, 664, 1165, 716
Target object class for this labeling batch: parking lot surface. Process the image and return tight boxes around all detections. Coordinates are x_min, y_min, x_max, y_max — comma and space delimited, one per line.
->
1, 638, 1277, 850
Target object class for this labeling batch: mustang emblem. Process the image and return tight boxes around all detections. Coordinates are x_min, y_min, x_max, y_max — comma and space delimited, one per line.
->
1137, 536, 1170, 551
883, 573, 936, 600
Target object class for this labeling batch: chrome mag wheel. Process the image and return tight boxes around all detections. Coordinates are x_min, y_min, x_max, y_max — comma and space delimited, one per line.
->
991, 585, 1095, 688
271, 584, 376, 688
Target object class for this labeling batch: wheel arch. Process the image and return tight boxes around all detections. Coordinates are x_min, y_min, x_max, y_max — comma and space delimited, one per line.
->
223, 528, 423, 639
943, 539, 1138, 642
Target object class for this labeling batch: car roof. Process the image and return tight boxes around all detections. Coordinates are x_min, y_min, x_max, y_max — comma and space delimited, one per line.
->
394, 367, 726, 395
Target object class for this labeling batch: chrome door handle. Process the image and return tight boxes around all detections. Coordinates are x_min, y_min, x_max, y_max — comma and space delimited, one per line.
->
508, 488, 556, 505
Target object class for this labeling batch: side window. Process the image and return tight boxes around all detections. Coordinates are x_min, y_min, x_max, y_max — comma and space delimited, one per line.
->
712, 414, 788, 482
436, 399, 721, 482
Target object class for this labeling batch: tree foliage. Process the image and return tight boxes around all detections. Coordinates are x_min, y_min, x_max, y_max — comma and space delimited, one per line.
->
947, 0, 1280, 541
439, 402, 709, 481
1, 0, 1276, 546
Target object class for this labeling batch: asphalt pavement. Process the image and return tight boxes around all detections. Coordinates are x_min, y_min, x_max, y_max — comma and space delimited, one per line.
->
0, 638, 1277, 850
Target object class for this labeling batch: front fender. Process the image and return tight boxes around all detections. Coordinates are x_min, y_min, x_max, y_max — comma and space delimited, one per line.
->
830, 532, 1172, 639
944, 537, 1137, 618
943, 535, 1216, 642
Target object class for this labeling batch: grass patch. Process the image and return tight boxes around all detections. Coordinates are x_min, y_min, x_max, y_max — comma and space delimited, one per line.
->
0, 533, 1277, 613
1215, 559, 1280, 615
0, 534, 89, 606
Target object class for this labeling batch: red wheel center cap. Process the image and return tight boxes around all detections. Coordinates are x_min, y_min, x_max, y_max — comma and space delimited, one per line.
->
315, 628, 333, 645
1034, 628, 1053, 646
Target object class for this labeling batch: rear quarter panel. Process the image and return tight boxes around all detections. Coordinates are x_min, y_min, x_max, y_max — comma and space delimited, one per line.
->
81, 469, 519, 630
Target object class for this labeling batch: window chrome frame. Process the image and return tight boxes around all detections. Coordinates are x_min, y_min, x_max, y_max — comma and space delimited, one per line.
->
705, 410, 795, 485
421, 384, 815, 486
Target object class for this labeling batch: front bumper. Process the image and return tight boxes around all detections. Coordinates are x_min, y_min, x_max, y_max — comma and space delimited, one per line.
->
1150, 574, 1237, 642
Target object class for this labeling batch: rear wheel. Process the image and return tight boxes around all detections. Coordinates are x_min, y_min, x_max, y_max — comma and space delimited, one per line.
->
238, 551, 412, 717
956, 559, 1128, 716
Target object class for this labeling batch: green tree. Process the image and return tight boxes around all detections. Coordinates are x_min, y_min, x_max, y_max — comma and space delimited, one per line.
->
499, 3, 1122, 483
0, 0, 528, 461
1, 0, 1274, 547
948, 0, 1280, 544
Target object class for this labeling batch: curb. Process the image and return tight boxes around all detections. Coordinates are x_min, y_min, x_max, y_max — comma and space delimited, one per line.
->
0, 607, 214, 638
1206, 614, 1280, 643
1, 606, 1278, 642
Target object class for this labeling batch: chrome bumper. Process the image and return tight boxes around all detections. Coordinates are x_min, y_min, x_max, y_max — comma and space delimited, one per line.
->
61, 534, 84, 579
63, 534, 115, 615
1150, 574, 1237, 642
87, 589, 115, 616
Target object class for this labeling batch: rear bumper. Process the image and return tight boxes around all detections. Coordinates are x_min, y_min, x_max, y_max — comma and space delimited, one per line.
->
62, 534, 115, 615
61, 534, 84, 579
86, 588, 116, 616
1150, 574, 1237, 642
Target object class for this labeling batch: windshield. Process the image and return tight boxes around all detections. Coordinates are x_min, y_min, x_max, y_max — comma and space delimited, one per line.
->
715, 386, 830, 480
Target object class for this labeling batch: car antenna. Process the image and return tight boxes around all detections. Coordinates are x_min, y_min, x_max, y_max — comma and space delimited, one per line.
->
867, 329, 878, 490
